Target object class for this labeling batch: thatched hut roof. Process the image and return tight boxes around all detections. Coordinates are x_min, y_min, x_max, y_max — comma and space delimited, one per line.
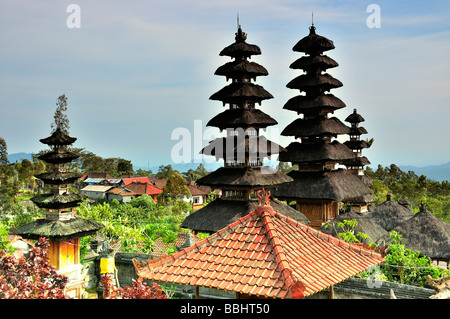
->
31, 193, 84, 210
215, 60, 268, 79
37, 150, 80, 164
196, 166, 293, 188
349, 126, 368, 136
344, 140, 370, 150
12, 217, 104, 241
34, 171, 82, 185
279, 140, 354, 164
318, 211, 388, 245
210, 82, 273, 104
342, 156, 371, 167
39, 128, 76, 146
219, 30, 261, 59
281, 116, 350, 138
273, 169, 373, 202
286, 73, 343, 93
201, 135, 285, 160
290, 55, 338, 71
292, 25, 335, 55
181, 197, 309, 233
206, 108, 277, 130
365, 197, 414, 231
388, 208, 450, 259
283, 94, 346, 115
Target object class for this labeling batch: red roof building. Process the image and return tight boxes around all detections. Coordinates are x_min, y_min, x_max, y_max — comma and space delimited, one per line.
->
133, 191, 384, 299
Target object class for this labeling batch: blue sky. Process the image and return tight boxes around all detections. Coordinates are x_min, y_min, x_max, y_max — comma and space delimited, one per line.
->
1, 1, 449, 169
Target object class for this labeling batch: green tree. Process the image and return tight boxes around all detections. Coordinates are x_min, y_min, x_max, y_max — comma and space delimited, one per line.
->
117, 159, 134, 176
51, 94, 70, 134
155, 164, 176, 180
0, 137, 8, 165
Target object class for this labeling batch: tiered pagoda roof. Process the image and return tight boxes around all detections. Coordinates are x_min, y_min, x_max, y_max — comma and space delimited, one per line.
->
182, 25, 307, 233
14, 128, 103, 240
274, 24, 372, 205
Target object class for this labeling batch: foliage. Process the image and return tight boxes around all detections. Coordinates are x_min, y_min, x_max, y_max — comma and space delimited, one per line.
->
366, 164, 450, 223
380, 231, 450, 287
159, 171, 190, 203
51, 94, 70, 134
0, 237, 69, 299
181, 164, 209, 181
0, 137, 8, 165
101, 274, 168, 299
323, 219, 370, 245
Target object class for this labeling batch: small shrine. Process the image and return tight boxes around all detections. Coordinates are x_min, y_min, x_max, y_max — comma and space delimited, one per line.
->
182, 24, 309, 234
273, 23, 373, 228
13, 127, 104, 298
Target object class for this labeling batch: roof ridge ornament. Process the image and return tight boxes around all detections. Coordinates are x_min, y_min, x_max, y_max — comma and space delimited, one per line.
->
257, 188, 271, 206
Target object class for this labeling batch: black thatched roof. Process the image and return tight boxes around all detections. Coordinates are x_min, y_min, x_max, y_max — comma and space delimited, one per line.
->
201, 135, 285, 160
31, 193, 84, 210
365, 199, 414, 231
281, 116, 350, 138
206, 108, 277, 130
279, 140, 354, 164
344, 140, 369, 150
219, 27, 261, 58
215, 60, 268, 79
181, 197, 309, 233
349, 126, 368, 136
345, 109, 365, 123
342, 156, 371, 167
292, 25, 335, 55
387, 209, 450, 259
210, 82, 273, 104
12, 217, 104, 241
286, 73, 343, 93
196, 166, 293, 188
273, 169, 373, 202
34, 171, 82, 185
39, 128, 77, 146
318, 211, 388, 245
290, 55, 338, 71
37, 150, 80, 164
283, 94, 346, 114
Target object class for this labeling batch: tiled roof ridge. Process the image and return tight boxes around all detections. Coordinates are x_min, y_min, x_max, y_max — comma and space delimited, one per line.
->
272, 208, 385, 260
255, 205, 305, 299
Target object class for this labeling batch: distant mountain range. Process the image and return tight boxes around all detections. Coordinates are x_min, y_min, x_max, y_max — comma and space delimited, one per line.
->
399, 162, 450, 182
7, 152, 450, 182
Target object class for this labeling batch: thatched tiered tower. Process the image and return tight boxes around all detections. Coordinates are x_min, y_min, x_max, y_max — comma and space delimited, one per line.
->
182, 25, 309, 234
274, 24, 373, 228
14, 127, 103, 298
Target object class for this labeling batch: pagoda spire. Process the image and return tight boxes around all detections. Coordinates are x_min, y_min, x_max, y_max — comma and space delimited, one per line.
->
273, 24, 373, 228
182, 24, 309, 234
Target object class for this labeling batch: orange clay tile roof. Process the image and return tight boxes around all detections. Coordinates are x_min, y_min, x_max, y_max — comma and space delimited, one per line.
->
134, 204, 385, 299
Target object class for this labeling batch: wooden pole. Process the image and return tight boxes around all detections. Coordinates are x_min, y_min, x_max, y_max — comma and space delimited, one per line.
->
329, 285, 334, 299
195, 286, 200, 299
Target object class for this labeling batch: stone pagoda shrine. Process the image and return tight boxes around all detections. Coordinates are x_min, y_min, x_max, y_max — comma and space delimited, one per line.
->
182, 25, 309, 234
273, 23, 373, 228
13, 127, 104, 298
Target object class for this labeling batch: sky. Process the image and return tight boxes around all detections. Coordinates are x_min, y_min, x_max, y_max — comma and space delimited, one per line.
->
1, 0, 449, 170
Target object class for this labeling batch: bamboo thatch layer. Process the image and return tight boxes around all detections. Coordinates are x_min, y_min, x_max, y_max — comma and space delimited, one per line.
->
365, 199, 414, 231
196, 166, 293, 188
210, 82, 273, 103
290, 55, 338, 71
281, 116, 350, 138
39, 128, 77, 146
201, 135, 285, 160
31, 193, 84, 209
181, 197, 309, 233
38, 150, 80, 164
342, 156, 371, 167
318, 211, 388, 245
13, 217, 104, 241
219, 40, 261, 58
215, 60, 268, 79
287, 73, 343, 92
279, 140, 354, 164
388, 209, 450, 259
349, 126, 368, 135
283, 94, 346, 114
34, 171, 82, 185
292, 26, 335, 54
206, 108, 277, 130
273, 169, 373, 202
344, 140, 370, 150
